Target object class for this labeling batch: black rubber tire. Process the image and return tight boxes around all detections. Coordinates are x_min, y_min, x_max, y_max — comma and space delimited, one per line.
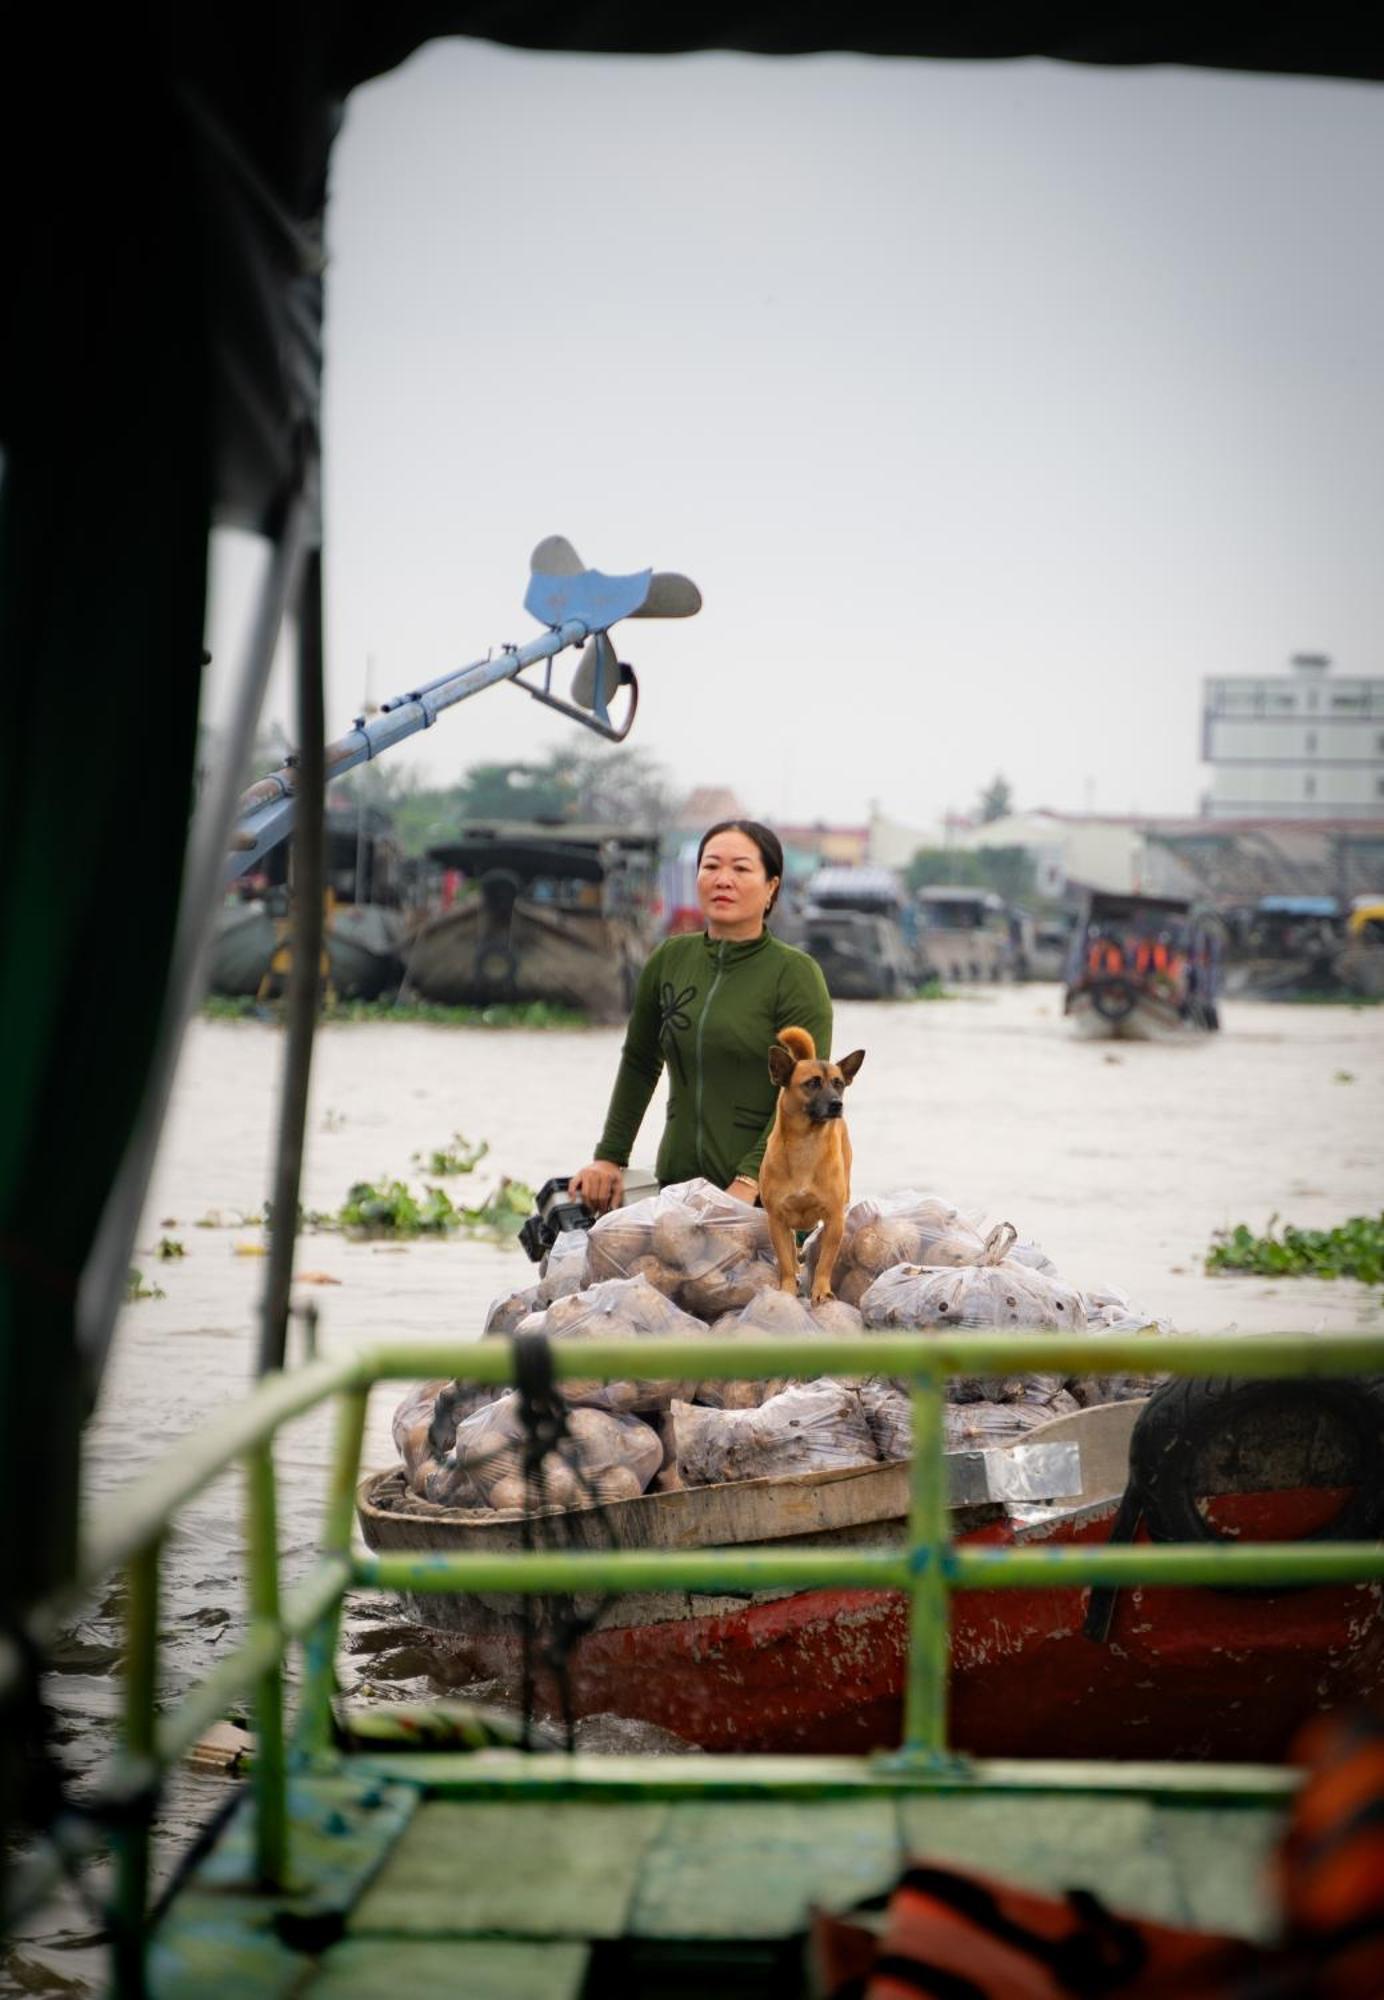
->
1090, 978, 1136, 1022
1130, 1375, 1384, 1551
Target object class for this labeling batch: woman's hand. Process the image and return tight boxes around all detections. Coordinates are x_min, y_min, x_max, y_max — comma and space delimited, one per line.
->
726, 1175, 759, 1207
570, 1160, 624, 1216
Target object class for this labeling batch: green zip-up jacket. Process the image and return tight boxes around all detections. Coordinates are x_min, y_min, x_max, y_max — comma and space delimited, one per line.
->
594, 930, 833, 1188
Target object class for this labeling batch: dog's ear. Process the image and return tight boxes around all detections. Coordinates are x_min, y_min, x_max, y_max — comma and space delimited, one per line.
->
768, 1042, 798, 1087
837, 1049, 866, 1084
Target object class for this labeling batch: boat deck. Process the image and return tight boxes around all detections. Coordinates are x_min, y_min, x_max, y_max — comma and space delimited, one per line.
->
150, 1752, 1291, 1999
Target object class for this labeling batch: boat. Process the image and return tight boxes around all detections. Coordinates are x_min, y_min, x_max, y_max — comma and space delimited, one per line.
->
915, 886, 1016, 983
400, 822, 660, 1020
1223, 894, 1348, 999
778, 864, 922, 998
210, 816, 409, 1000
12, 14, 1384, 1994
1336, 896, 1384, 999
1064, 890, 1222, 1038
357, 1386, 1384, 1762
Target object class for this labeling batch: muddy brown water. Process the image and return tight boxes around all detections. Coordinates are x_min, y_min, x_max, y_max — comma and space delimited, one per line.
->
8, 990, 1383, 1990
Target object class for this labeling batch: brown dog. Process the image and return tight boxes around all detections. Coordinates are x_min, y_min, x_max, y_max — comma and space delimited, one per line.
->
759, 1026, 865, 1302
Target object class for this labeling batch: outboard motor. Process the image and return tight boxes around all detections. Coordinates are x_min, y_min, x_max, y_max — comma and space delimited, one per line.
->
518, 1166, 661, 1263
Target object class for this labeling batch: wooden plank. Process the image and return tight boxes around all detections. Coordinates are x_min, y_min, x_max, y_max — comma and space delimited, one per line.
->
306, 1939, 589, 2000
348, 1800, 666, 1938
630, 1801, 901, 1939
1155, 1805, 1284, 1942
897, 1794, 1283, 1942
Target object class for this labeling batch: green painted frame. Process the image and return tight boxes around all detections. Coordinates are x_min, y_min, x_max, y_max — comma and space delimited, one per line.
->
13, 1329, 1384, 1995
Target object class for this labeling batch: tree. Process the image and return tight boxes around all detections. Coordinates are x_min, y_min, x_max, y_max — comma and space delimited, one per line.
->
977, 774, 1014, 824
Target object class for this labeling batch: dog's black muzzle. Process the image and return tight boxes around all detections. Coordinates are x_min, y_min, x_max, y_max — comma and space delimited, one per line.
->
812, 1099, 845, 1122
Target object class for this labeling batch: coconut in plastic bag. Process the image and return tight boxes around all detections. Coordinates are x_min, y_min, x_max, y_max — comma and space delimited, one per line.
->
860, 1225, 1087, 1334
515, 1274, 705, 1414
673, 1378, 879, 1487
585, 1176, 778, 1318
422, 1391, 661, 1510
805, 1190, 975, 1306
536, 1227, 591, 1303
696, 1289, 866, 1409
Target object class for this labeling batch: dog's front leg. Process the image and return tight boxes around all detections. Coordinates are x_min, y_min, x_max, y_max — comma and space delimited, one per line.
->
810, 1211, 846, 1304
766, 1210, 800, 1295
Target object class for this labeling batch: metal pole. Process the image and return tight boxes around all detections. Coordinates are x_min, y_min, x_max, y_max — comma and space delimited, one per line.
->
79, 480, 317, 1397
294, 1385, 369, 1760
900, 1370, 951, 1765
227, 619, 588, 880
245, 1443, 288, 1888
112, 1540, 160, 2000
259, 546, 325, 1378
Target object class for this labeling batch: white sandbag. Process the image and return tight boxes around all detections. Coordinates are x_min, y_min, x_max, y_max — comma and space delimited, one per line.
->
805, 1189, 975, 1306
585, 1176, 778, 1318
516, 1275, 705, 1414
673, 1378, 879, 1486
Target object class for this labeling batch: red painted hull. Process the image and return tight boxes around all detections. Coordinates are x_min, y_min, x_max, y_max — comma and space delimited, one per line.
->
430, 1493, 1384, 1759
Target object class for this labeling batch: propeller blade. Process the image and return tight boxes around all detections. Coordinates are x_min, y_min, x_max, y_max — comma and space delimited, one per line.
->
631, 571, 702, 618
529, 535, 585, 577
571, 632, 621, 716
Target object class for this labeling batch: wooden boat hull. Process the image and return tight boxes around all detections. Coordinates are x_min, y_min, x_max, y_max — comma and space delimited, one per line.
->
401, 898, 640, 1021
209, 900, 406, 999
1065, 982, 1215, 1041
358, 1466, 1383, 1762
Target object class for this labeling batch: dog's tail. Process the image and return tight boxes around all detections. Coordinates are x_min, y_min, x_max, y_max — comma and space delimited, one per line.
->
775, 1026, 816, 1063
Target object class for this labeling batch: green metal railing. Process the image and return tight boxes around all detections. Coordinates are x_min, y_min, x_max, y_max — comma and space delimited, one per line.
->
12, 1329, 1384, 1993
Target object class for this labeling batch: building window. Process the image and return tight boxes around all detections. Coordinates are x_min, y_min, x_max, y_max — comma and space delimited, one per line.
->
1304, 776, 1316, 799
1306, 731, 1317, 754
1377, 732, 1384, 755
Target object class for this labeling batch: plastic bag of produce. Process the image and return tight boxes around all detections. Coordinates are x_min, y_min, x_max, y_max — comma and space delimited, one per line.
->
393, 1376, 503, 1485
516, 1275, 705, 1414
944, 1399, 1066, 1446
672, 1378, 879, 1486
484, 1283, 542, 1335
536, 1228, 590, 1303
422, 1391, 661, 1510
586, 1176, 778, 1318
859, 1227, 1087, 1333
695, 1289, 866, 1408
860, 1381, 912, 1461
805, 1190, 975, 1306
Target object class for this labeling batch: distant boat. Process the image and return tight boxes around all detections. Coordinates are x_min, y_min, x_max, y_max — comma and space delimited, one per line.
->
402, 822, 660, 1022
777, 865, 920, 999
209, 818, 407, 1001
1064, 890, 1221, 1039
915, 886, 1016, 983
1223, 895, 1349, 999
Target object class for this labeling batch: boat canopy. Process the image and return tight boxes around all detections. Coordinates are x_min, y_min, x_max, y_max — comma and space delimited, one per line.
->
6, 0, 1382, 1616
806, 865, 906, 910
1257, 895, 1340, 918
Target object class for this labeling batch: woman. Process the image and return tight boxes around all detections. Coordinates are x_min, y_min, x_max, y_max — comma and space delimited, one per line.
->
570, 820, 832, 1214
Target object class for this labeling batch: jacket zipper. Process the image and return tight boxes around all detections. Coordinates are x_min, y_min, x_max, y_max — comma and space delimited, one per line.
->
694, 939, 727, 1174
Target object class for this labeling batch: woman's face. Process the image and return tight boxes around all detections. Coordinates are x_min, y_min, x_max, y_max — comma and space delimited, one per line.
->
697, 829, 778, 938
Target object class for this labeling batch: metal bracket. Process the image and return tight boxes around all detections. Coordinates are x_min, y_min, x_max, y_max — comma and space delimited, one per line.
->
510, 656, 639, 743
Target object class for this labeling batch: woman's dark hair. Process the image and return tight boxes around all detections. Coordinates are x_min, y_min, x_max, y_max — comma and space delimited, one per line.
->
697, 819, 785, 913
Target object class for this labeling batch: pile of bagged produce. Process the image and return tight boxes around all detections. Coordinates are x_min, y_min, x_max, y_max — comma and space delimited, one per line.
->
393, 1179, 1164, 1515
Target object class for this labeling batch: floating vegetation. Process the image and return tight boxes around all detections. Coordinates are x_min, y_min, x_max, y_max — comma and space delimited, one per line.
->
156, 1237, 185, 1260
414, 1132, 489, 1177
201, 995, 587, 1029
338, 1175, 534, 1243
1206, 1214, 1384, 1285
125, 1268, 165, 1302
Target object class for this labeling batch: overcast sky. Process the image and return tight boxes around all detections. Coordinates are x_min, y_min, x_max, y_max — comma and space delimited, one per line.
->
207, 44, 1384, 832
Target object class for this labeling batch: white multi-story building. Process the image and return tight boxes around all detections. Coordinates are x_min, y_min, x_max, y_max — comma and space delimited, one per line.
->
1201, 655, 1384, 820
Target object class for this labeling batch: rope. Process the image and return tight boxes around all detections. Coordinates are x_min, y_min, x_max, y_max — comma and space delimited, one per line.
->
510, 1333, 620, 1754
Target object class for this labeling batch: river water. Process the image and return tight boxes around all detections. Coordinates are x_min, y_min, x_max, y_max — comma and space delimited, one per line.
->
8, 988, 1383, 1989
